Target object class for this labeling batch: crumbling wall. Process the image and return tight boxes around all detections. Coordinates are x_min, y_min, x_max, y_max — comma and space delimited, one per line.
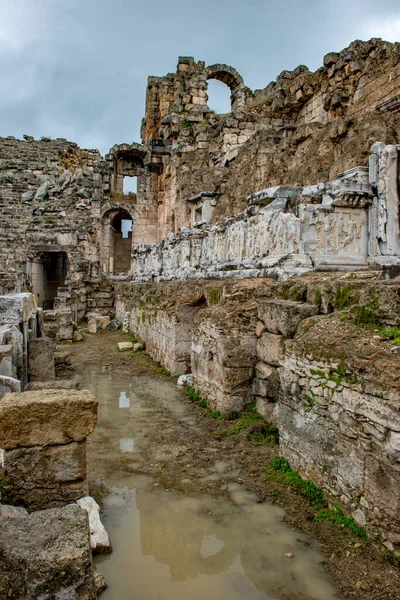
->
140, 40, 400, 234
254, 275, 400, 550
131, 145, 400, 283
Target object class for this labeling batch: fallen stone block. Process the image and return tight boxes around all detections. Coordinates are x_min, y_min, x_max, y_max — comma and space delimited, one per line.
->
0, 504, 96, 599
257, 332, 286, 366
133, 342, 144, 352
258, 299, 318, 338
28, 337, 55, 382
118, 341, 133, 352
0, 389, 98, 449
3, 441, 88, 510
76, 497, 112, 554
177, 374, 193, 387
74, 330, 84, 342
87, 314, 110, 334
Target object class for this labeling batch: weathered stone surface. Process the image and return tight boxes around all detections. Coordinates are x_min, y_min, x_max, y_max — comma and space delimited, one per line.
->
258, 299, 318, 338
253, 375, 280, 399
0, 505, 28, 518
76, 496, 112, 554
0, 293, 37, 325
88, 315, 110, 334
256, 332, 285, 366
25, 379, 79, 391
133, 342, 144, 352
0, 389, 98, 449
255, 321, 266, 337
3, 441, 87, 510
54, 350, 72, 366
0, 505, 96, 599
94, 571, 108, 596
118, 341, 133, 351
28, 337, 55, 382
255, 397, 279, 424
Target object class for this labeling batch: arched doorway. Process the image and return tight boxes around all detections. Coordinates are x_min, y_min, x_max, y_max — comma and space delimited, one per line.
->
101, 205, 134, 276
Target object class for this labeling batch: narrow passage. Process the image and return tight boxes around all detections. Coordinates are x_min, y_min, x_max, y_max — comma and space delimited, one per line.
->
70, 332, 339, 600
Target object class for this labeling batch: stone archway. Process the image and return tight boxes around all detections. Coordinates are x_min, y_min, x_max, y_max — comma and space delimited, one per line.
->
205, 64, 246, 112
101, 203, 135, 276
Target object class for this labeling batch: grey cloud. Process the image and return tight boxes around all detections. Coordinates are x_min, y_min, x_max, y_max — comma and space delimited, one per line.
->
0, 0, 398, 155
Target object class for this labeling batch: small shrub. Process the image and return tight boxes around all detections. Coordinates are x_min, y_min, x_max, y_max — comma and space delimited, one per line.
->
315, 505, 367, 538
268, 457, 367, 538
186, 386, 201, 402
269, 456, 325, 507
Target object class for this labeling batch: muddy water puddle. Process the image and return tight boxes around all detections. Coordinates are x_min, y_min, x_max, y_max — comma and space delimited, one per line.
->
79, 366, 339, 600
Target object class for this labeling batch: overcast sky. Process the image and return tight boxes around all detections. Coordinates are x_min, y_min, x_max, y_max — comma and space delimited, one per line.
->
0, 0, 399, 155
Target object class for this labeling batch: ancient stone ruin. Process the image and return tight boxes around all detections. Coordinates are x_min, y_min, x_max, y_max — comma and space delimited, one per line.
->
0, 37, 400, 597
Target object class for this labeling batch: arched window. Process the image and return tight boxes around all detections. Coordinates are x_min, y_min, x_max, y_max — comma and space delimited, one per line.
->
206, 79, 232, 114
206, 64, 245, 113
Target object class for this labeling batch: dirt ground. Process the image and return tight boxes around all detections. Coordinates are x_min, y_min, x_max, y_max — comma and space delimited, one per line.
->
66, 331, 400, 600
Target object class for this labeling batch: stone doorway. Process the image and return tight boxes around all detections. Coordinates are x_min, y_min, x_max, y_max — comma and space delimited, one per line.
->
30, 252, 67, 309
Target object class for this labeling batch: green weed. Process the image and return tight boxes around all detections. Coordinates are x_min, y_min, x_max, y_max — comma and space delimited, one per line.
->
219, 403, 264, 437
267, 456, 367, 538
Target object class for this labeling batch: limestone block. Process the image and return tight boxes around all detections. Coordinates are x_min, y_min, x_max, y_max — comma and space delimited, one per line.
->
28, 337, 55, 382
253, 363, 280, 398
258, 299, 318, 338
0, 505, 28, 518
177, 374, 193, 387
57, 325, 74, 341
54, 350, 72, 366
364, 454, 400, 523
0, 505, 96, 599
25, 379, 79, 391
118, 342, 133, 352
87, 315, 110, 334
0, 344, 13, 377
94, 571, 108, 595
0, 293, 37, 326
3, 441, 88, 510
76, 496, 112, 554
0, 389, 98, 449
255, 321, 266, 337
278, 400, 365, 498
257, 332, 286, 366
133, 342, 145, 352
255, 397, 279, 424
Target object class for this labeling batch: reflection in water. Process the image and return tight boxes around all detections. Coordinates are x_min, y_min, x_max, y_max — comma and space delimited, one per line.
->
79, 367, 339, 600
119, 438, 134, 453
96, 474, 338, 600
119, 391, 130, 408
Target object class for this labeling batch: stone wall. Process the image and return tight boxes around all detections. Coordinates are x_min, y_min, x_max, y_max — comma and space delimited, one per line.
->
130, 146, 400, 283
253, 276, 400, 550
